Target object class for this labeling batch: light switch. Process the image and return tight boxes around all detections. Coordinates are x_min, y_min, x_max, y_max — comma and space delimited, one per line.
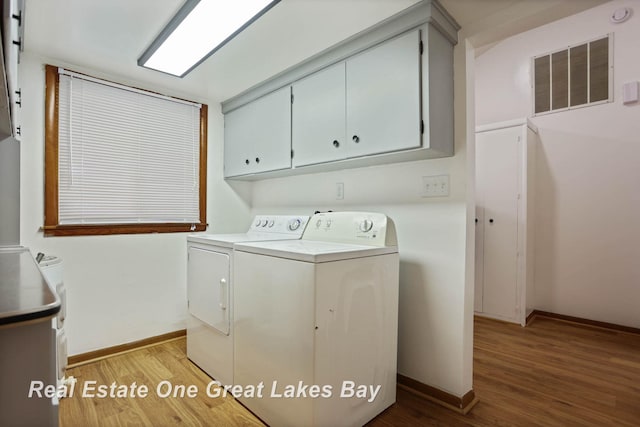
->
421, 175, 449, 198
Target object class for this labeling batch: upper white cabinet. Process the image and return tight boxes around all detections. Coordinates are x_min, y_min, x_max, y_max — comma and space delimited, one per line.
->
346, 30, 422, 159
1, 0, 23, 140
291, 30, 421, 168
224, 86, 292, 178
292, 62, 346, 167
222, 0, 459, 180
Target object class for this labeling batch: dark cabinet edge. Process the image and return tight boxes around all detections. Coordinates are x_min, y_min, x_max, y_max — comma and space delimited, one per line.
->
0, 303, 60, 326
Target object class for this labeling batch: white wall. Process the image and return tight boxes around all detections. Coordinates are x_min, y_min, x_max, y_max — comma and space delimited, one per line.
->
475, 0, 640, 327
248, 39, 475, 397
19, 53, 252, 355
18, 5, 476, 398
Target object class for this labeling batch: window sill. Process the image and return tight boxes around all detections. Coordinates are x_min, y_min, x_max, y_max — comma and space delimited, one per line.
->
41, 223, 207, 237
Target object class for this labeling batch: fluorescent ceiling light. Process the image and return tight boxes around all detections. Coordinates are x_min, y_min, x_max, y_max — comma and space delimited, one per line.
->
139, 0, 280, 77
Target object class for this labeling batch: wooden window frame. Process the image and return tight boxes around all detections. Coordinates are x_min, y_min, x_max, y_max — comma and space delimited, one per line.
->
43, 64, 208, 236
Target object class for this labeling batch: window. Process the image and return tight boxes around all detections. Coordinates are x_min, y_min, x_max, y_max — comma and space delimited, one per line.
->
44, 65, 208, 236
533, 35, 612, 115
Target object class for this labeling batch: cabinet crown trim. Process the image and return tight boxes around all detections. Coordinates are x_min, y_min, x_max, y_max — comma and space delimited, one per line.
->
221, 0, 459, 114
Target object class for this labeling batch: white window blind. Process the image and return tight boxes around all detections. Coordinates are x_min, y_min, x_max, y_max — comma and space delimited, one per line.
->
57, 69, 201, 225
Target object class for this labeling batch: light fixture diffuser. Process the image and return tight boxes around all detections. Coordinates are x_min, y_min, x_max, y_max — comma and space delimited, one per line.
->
139, 0, 280, 77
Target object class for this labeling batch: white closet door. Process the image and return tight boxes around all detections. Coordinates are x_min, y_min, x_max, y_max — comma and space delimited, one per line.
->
346, 29, 422, 158
476, 127, 520, 320
474, 204, 485, 313
292, 62, 347, 166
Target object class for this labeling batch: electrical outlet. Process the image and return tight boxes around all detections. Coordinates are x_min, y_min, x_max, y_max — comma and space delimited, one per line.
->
336, 182, 344, 200
421, 175, 449, 198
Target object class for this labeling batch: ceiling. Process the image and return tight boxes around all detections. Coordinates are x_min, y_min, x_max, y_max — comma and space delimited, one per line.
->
24, 0, 609, 103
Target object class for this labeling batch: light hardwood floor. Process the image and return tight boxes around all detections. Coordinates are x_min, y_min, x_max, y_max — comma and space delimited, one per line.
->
60, 316, 640, 426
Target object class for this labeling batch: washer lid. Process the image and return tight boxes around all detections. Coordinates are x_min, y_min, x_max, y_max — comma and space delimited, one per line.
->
234, 239, 398, 263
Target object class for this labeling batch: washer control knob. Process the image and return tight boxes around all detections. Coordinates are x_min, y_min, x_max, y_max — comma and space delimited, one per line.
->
262, 219, 269, 227
316, 219, 322, 228
359, 219, 373, 232
289, 218, 302, 231
255, 219, 261, 227
268, 220, 275, 228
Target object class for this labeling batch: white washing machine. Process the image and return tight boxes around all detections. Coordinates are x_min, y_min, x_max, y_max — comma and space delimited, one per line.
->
233, 212, 399, 427
186, 215, 309, 387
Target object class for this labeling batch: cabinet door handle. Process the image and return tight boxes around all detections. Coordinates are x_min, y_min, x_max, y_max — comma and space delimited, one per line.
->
255, 157, 260, 163
333, 140, 340, 148
475, 218, 478, 224
489, 218, 494, 223
12, 12, 22, 26
245, 159, 250, 165
352, 135, 360, 143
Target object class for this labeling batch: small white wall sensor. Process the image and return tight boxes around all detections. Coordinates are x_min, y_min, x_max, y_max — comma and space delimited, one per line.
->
610, 7, 632, 24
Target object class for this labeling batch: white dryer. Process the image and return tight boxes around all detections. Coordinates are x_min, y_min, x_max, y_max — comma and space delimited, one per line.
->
186, 215, 309, 387
233, 211, 399, 427
38, 255, 68, 391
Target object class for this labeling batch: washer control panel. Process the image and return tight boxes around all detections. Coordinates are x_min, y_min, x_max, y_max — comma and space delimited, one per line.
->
359, 219, 374, 233
304, 212, 396, 247
249, 215, 310, 236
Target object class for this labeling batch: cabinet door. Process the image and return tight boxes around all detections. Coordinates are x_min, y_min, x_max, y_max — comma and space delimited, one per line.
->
346, 29, 421, 158
2, 0, 22, 140
475, 127, 520, 320
292, 62, 346, 166
224, 86, 292, 177
187, 247, 230, 335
